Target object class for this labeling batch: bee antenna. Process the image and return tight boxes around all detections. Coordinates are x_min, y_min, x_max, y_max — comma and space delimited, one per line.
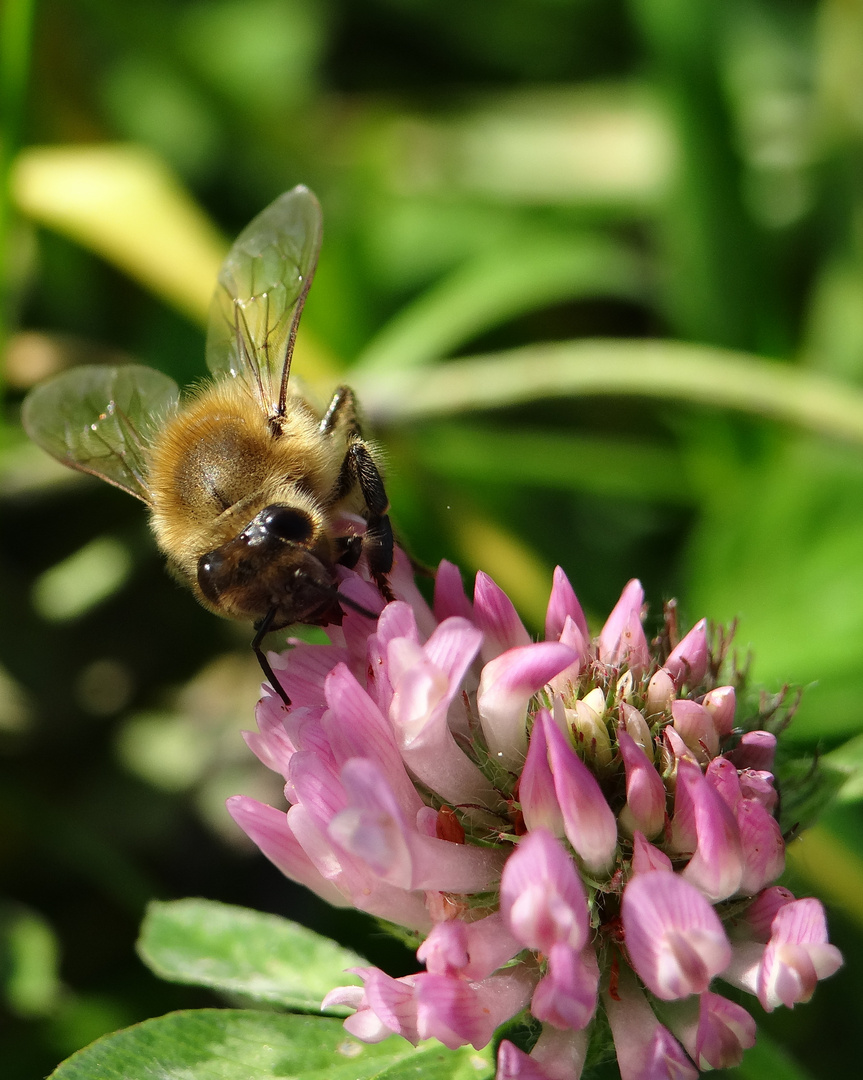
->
251, 608, 291, 708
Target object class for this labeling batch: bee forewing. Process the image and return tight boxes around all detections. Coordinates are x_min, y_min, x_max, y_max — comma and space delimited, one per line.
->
21, 364, 180, 504
205, 185, 323, 418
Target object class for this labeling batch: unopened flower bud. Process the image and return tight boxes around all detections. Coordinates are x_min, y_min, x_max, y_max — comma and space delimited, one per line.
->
615, 669, 635, 704
702, 686, 736, 737
727, 731, 776, 771
620, 701, 654, 762
646, 667, 675, 718
664, 618, 708, 688
569, 697, 613, 771
617, 728, 666, 838
672, 699, 719, 763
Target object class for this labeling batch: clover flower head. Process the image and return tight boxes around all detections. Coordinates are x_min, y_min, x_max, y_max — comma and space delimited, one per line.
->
229, 550, 842, 1078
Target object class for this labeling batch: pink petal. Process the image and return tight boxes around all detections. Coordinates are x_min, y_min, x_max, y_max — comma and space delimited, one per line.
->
269, 642, 349, 707
416, 969, 533, 1050
542, 712, 618, 875
705, 756, 742, 811
474, 571, 532, 661
500, 827, 590, 952
622, 871, 732, 1000
496, 1042, 551, 1080
477, 642, 578, 770
598, 579, 650, 677
374, 600, 419, 653
331, 758, 505, 894
736, 799, 785, 894
243, 694, 298, 779
604, 968, 698, 1080
418, 912, 521, 982
531, 1027, 589, 1080
701, 686, 736, 737
422, 616, 484, 694
549, 616, 588, 694
520, 708, 565, 835
389, 637, 502, 810
664, 619, 708, 688
496, 1028, 589, 1080
694, 991, 756, 1069
744, 885, 795, 941
757, 898, 843, 1011
671, 699, 718, 763
285, 800, 433, 931
674, 759, 744, 901
617, 727, 667, 839
433, 559, 474, 623
323, 664, 421, 815
727, 731, 777, 771
384, 547, 438, 638
324, 975, 395, 1043
226, 795, 348, 907
290, 748, 348, 825
738, 769, 778, 812
631, 831, 674, 875
530, 943, 599, 1030
362, 968, 421, 1044
545, 566, 589, 642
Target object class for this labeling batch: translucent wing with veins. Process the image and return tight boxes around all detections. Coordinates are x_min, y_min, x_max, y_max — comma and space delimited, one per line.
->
205, 185, 323, 420
21, 364, 180, 505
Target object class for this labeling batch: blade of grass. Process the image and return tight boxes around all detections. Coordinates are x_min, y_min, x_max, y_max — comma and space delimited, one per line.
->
353, 234, 649, 375
0, 0, 37, 408
356, 338, 863, 447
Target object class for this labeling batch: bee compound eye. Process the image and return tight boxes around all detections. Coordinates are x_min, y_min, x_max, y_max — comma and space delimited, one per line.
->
197, 550, 224, 603
261, 505, 315, 545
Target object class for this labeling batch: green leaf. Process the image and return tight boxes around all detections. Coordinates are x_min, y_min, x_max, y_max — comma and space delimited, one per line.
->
49, 1009, 494, 1080
137, 899, 366, 1010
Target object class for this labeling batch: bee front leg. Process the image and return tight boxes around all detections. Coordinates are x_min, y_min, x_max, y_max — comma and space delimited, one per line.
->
340, 442, 395, 599
323, 386, 395, 599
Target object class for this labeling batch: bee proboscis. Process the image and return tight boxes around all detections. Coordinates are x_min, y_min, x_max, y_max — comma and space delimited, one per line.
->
22, 186, 394, 704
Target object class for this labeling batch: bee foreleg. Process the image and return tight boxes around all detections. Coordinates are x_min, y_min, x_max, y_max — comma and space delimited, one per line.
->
335, 533, 363, 569
336, 441, 394, 599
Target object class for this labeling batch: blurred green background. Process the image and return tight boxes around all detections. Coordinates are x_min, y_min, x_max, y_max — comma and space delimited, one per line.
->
2, 1, 863, 1077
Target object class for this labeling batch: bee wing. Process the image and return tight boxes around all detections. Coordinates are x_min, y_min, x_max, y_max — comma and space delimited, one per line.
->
21, 364, 180, 505
206, 185, 323, 418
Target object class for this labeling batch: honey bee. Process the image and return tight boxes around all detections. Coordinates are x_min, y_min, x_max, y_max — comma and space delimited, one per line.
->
22, 186, 393, 704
